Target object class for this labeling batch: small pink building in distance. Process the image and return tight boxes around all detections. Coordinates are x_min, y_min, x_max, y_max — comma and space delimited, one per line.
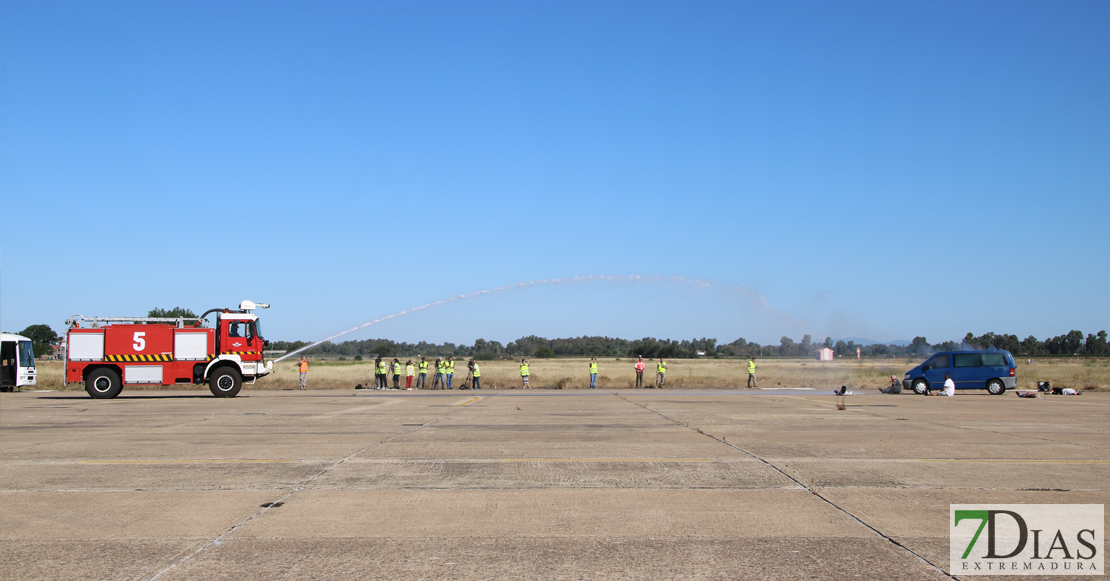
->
816, 348, 834, 361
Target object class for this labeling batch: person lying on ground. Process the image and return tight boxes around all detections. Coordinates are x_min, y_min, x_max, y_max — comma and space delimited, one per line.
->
1050, 387, 1082, 395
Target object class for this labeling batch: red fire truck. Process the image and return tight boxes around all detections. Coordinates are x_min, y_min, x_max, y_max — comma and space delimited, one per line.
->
64, 300, 273, 399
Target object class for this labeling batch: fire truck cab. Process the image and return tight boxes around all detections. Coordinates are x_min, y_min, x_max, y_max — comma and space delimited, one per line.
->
65, 300, 273, 399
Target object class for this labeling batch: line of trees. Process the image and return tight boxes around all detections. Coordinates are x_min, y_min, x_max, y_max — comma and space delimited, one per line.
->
270, 330, 1110, 359
12, 315, 1108, 360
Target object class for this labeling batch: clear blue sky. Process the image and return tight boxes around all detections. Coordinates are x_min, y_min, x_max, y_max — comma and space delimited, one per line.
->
2, 1, 1107, 347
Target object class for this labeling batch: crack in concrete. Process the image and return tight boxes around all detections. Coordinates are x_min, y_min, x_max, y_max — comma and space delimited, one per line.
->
615, 393, 958, 581
145, 408, 465, 581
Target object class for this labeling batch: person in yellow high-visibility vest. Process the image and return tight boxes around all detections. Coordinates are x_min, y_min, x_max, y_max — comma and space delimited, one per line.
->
298, 356, 310, 390
519, 359, 530, 389
470, 359, 481, 390
375, 357, 388, 389
432, 357, 446, 390
747, 358, 757, 388
391, 358, 402, 389
417, 357, 429, 389
405, 360, 415, 390
656, 359, 667, 388
445, 356, 456, 389
589, 358, 598, 389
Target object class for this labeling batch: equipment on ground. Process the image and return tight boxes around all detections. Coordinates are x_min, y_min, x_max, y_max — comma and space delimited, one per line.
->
64, 300, 273, 399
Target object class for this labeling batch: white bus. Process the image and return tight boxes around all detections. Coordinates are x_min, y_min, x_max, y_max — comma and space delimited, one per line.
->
1, 333, 37, 392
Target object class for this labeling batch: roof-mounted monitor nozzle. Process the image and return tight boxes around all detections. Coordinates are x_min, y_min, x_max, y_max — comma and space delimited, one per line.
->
239, 300, 270, 312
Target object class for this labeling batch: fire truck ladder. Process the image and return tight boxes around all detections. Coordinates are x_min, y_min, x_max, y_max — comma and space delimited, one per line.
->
66, 315, 206, 328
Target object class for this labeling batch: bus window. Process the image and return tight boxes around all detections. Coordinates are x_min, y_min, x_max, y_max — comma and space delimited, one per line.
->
18, 341, 35, 368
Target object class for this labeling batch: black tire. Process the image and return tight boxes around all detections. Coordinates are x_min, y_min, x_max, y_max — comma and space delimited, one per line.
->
986, 379, 1005, 395
209, 367, 242, 398
911, 378, 929, 395
86, 368, 123, 399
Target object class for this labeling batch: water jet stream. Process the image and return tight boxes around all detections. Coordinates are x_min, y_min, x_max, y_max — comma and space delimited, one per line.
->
274, 275, 807, 362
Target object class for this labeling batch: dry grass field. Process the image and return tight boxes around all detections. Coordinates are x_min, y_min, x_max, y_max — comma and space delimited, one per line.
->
28, 356, 1110, 392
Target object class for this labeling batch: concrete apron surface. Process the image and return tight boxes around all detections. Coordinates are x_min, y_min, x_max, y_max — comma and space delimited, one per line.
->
0, 388, 1107, 580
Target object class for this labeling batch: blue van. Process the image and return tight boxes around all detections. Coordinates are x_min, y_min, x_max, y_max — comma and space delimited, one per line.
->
902, 350, 1017, 395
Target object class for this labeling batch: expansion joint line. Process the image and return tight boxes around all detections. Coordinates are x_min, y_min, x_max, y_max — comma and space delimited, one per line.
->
146, 408, 462, 581
613, 393, 958, 581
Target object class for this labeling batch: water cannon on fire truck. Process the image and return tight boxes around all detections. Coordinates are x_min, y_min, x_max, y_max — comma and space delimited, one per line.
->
64, 300, 273, 399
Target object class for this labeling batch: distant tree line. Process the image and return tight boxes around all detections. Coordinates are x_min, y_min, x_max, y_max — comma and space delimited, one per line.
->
268, 330, 1110, 359
13, 315, 1109, 361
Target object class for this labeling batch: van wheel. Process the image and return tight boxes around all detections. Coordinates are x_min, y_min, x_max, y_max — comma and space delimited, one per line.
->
86, 368, 123, 399
986, 379, 1005, 395
209, 367, 242, 398
911, 379, 929, 395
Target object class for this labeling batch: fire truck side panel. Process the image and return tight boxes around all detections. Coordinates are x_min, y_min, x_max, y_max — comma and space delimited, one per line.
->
125, 365, 163, 384
104, 325, 174, 360
68, 330, 104, 361
174, 330, 212, 361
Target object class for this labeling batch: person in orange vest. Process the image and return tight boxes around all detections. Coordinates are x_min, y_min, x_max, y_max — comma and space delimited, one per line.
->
298, 356, 310, 390
634, 356, 645, 388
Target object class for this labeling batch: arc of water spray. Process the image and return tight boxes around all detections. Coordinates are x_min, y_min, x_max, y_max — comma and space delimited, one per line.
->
274, 275, 808, 362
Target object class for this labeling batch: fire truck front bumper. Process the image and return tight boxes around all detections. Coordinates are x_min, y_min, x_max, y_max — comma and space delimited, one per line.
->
242, 361, 274, 378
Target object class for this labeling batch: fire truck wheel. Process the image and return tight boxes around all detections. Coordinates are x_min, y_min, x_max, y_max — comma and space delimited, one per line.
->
86, 368, 123, 399
209, 367, 242, 398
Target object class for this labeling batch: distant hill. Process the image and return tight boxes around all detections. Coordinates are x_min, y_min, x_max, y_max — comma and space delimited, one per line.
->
840, 337, 912, 347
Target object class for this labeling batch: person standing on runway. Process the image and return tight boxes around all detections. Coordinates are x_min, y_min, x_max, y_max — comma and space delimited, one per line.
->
432, 357, 446, 390
405, 360, 415, 390
416, 357, 428, 389
634, 356, 645, 388
589, 358, 598, 389
375, 357, 388, 389
298, 356, 310, 390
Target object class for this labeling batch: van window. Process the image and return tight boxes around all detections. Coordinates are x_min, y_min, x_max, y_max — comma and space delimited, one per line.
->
926, 354, 949, 369
954, 353, 980, 368
981, 353, 1007, 367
